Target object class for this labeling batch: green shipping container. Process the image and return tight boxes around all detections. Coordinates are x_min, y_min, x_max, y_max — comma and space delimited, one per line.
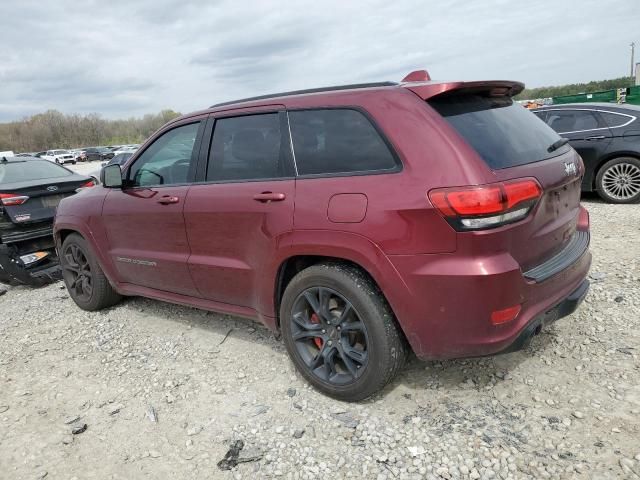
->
625, 85, 640, 106
553, 89, 617, 104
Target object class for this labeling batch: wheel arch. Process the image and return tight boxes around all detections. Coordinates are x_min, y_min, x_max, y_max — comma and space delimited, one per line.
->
267, 231, 412, 340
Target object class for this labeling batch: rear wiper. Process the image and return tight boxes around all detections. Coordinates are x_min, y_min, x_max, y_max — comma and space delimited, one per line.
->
547, 138, 569, 153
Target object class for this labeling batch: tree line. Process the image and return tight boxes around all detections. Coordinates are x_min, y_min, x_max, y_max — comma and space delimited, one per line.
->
516, 76, 635, 100
0, 109, 181, 153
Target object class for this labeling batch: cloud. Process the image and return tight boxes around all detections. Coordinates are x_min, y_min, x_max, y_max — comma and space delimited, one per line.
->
0, 0, 637, 121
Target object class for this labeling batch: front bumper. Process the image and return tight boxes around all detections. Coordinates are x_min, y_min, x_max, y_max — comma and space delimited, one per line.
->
0, 243, 61, 286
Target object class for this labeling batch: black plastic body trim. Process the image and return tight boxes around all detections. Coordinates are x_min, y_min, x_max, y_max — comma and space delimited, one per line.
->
498, 279, 590, 355
0, 225, 53, 244
524, 230, 590, 282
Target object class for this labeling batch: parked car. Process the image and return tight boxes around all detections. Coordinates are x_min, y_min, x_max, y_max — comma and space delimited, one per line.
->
69, 149, 87, 162
0, 156, 94, 285
83, 147, 115, 162
42, 149, 76, 165
532, 103, 640, 203
111, 146, 138, 156
54, 72, 591, 401
89, 152, 134, 183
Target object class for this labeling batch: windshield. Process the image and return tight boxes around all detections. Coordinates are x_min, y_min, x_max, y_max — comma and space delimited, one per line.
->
0, 160, 73, 184
54, 150, 70, 154
428, 94, 568, 169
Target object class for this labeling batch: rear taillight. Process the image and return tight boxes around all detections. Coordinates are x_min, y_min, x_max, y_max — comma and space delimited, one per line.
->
75, 180, 96, 193
429, 178, 542, 231
0, 193, 29, 206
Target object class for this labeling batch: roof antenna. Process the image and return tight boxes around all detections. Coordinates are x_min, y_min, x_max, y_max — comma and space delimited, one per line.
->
401, 70, 431, 82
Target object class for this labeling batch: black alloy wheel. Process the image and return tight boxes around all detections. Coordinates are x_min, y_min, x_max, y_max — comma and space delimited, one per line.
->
62, 243, 93, 303
290, 286, 370, 385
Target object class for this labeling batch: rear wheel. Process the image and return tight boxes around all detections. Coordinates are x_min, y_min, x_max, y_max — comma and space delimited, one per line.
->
60, 233, 122, 311
280, 263, 407, 401
596, 157, 640, 204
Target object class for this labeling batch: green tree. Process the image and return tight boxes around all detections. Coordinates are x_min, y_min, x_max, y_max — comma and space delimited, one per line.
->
517, 77, 634, 100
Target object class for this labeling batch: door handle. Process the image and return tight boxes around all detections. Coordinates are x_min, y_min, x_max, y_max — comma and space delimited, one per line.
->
585, 135, 606, 141
253, 192, 286, 203
157, 195, 180, 205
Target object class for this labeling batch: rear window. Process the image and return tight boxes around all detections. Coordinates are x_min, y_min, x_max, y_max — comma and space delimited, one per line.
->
0, 160, 73, 184
288, 109, 398, 175
429, 95, 566, 169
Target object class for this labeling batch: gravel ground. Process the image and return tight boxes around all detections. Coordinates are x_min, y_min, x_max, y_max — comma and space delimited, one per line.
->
0, 196, 639, 480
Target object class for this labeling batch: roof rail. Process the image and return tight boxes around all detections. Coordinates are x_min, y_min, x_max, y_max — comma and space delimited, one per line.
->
209, 81, 398, 108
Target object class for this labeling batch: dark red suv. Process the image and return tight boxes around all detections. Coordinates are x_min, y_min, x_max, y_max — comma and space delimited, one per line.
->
54, 70, 591, 401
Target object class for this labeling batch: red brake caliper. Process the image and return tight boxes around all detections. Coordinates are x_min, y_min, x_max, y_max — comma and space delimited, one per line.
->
310, 313, 323, 349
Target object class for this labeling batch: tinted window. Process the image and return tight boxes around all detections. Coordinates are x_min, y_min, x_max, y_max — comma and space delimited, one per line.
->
110, 153, 133, 166
129, 122, 200, 187
599, 111, 632, 128
0, 160, 73, 184
207, 113, 291, 181
545, 110, 603, 133
532, 110, 547, 122
429, 95, 565, 169
289, 109, 397, 175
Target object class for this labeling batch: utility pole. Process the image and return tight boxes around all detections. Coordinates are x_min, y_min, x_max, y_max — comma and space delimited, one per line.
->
632, 42, 636, 78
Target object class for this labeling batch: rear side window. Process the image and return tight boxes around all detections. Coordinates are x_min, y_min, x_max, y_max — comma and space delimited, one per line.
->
429, 95, 565, 169
207, 113, 292, 181
288, 109, 397, 175
545, 110, 604, 133
599, 111, 633, 128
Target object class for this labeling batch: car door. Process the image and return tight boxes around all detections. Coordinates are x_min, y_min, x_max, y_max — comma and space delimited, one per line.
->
101, 119, 206, 296
543, 109, 612, 188
184, 109, 295, 310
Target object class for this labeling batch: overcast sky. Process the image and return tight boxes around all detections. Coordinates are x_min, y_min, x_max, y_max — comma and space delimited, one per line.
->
0, 0, 637, 122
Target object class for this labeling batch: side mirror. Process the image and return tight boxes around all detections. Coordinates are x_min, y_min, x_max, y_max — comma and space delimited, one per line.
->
101, 164, 123, 188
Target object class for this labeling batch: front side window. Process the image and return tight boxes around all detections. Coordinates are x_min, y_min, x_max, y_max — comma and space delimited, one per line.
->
128, 122, 200, 187
545, 110, 603, 133
206, 113, 291, 182
288, 109, 397, 175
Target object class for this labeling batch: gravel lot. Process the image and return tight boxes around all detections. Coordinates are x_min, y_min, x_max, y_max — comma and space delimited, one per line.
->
0, 196, 638, 480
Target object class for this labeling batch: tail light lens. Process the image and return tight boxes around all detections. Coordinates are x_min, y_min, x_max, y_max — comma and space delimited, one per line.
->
75, 180, 96, 192
429, 178, 542, 231
0, 193, 29, 206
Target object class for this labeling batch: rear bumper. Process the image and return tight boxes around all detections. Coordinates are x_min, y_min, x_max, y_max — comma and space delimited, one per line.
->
497, 279, 589, 355
386, 229, 591, 360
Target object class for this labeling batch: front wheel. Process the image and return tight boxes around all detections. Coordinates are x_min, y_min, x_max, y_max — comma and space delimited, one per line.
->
60, 233, 122, 311
596, 157, 640, 204
280, 263, 407, 401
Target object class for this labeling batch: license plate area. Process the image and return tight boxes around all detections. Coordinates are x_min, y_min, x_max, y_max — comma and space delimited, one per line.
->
40, 194, 65, 208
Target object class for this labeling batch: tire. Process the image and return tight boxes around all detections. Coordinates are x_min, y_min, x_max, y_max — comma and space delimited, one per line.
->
280, 262, 407, 401
60, 233, 122, 311
595, 157, 640, 204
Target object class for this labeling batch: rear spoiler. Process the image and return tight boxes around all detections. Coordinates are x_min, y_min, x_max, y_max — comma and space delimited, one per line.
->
401, 80, 525, 100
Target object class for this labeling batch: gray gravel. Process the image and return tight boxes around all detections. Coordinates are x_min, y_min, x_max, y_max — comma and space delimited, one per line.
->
0, 195, 639, 479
